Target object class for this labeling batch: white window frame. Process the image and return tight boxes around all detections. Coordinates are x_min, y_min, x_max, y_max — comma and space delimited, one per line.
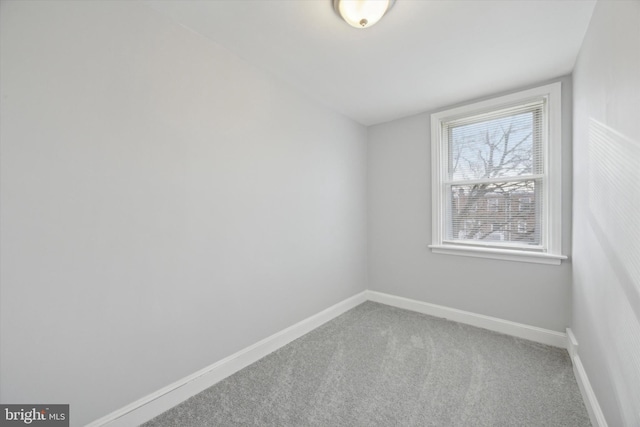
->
429, 82, 566, 265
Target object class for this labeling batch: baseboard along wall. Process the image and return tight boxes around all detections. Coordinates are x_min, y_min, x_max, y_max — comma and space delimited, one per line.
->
366, 291, 567, 348
566, 328, 609, 427
86, 291, 368, 427
89, 291, 599, 426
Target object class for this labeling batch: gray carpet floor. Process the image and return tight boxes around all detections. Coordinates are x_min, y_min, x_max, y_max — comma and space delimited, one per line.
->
143, 301, 591, 426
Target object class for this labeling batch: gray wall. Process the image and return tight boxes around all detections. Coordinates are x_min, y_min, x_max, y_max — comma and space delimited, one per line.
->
3, 0, 639, 426
0, 2, 367, 425
368, 76, 574, 332
572, 1, 640, 426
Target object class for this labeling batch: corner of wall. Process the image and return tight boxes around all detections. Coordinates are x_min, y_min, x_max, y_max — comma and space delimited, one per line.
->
566, 328, 609, 427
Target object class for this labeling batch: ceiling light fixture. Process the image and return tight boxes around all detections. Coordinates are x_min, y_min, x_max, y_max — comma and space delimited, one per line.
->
333, 0, 396, 29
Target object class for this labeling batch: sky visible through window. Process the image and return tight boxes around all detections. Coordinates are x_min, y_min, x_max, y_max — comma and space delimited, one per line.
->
449, 112, 535, 181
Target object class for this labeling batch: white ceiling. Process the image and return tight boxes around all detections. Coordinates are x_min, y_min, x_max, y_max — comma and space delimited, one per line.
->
145, 0, 596, 126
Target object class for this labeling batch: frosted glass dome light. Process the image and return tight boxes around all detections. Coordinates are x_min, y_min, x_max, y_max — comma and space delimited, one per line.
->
333, 0, 396, 29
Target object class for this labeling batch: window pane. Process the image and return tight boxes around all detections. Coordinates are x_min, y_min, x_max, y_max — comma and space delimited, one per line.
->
448, 111, 541, 181
448, 180, 541, 245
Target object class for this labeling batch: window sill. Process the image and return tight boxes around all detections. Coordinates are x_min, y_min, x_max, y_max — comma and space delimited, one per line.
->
428, 244, 567, 265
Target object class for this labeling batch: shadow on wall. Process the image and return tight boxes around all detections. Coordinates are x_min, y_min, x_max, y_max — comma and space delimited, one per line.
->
586, 117, 640, 424
588, 118, 640, 316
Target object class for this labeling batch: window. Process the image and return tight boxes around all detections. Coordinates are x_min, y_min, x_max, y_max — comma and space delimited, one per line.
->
429, 83, 566, 265
487, 198, 500, 212
518, 197, 532, 212
517, 221, 528, 233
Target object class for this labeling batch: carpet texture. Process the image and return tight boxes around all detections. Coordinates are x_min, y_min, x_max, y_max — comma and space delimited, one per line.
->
143, 302, 591, 426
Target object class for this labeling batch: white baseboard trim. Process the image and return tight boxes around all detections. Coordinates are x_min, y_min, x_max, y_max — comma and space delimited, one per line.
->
566, 327, 579, 359
88, 290, 578, 426
566, 328, 608, 427
366, 290, 567, 348
86, 291, 368, 427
